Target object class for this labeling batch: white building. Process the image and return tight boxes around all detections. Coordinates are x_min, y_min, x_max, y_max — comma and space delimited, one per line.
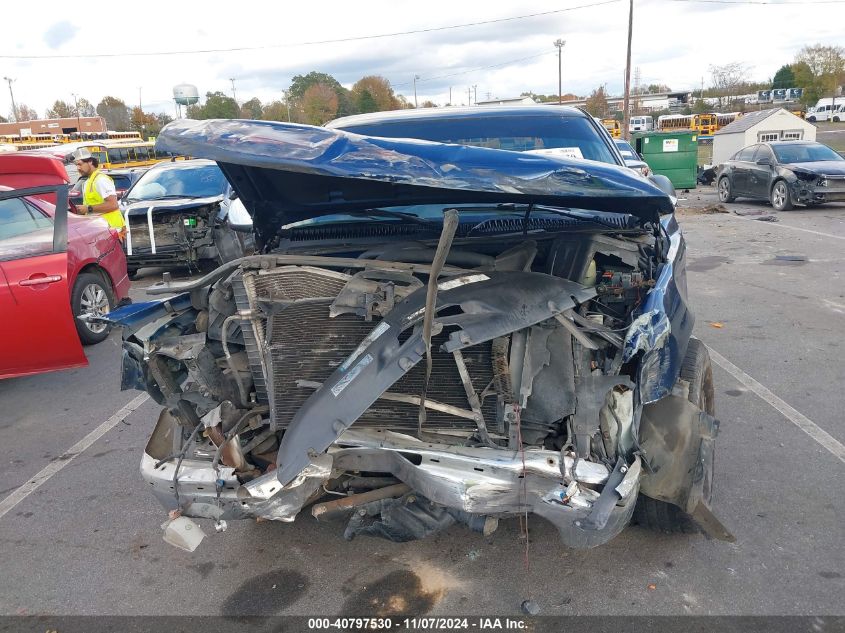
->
712, 108, 816, 165
476, 96, 537, 106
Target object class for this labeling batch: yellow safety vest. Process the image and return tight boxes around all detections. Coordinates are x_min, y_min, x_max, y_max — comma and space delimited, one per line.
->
84, 170, 124, 229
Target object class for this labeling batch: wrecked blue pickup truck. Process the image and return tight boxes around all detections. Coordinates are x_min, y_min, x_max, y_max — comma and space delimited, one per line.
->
106, 116, 733, 550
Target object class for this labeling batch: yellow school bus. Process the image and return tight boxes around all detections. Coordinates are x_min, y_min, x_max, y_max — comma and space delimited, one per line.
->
601, 119, 622, 138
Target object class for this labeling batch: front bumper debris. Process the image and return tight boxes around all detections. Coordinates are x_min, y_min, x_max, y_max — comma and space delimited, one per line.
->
142, 416, 641, 549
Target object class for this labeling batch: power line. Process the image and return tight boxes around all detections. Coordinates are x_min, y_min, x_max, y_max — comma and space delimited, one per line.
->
0, 0, 621, 60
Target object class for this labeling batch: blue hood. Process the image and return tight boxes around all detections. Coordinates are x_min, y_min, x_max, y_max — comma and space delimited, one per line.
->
156, 119, 673, 241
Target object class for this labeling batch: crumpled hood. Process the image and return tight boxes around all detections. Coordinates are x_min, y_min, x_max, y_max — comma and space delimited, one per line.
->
787, 161, 845, 177
156, 119, 673, 239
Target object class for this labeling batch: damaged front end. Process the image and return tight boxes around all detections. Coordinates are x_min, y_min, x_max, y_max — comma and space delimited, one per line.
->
107, 118, 732, 550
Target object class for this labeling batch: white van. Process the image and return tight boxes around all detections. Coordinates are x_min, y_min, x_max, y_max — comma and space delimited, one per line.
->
629, 115, 654, 132
807, 98, 844, 122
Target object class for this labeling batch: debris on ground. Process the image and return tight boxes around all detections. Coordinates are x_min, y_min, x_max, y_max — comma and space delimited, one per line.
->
648, 583, 657, 591
466, 550, 481, 561
775, 255, 808, 262
732, 209, 778, 221
677, 204, 729, 215
709, 322, 724, 329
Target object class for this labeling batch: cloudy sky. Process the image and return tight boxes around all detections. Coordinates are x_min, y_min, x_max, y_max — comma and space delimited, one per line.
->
1, 0, 842, 118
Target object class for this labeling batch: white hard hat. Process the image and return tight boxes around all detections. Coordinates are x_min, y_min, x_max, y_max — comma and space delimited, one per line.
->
72, 147, 94, 161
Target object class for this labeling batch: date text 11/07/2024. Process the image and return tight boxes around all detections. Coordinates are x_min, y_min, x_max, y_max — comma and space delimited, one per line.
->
306, 617, 528, 630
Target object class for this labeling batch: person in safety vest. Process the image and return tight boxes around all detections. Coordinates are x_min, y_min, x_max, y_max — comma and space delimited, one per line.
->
72, 148, 124, 231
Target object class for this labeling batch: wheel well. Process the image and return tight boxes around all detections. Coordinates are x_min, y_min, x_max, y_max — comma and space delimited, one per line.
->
76, 264, 114, 295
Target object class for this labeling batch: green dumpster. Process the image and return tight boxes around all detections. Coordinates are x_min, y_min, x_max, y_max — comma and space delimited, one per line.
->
631, 131, 698, 189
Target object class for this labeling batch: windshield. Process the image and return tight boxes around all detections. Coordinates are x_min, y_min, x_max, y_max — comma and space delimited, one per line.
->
126, 163, 227, 201
336, 115, 619, 165
773, 144, 844, 164
615, 140, 637, 159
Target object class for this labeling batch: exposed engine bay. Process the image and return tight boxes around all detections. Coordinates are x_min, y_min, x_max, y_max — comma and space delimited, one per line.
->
119, 214, 731, 549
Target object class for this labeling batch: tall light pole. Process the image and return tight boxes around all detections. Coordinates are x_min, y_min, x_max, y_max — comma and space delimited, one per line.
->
3, 76, 18, 122
229, 78, 237, 104
472, 84, 477, 105
413, 75, 419, 108
554, 39, 566, 104
71, 92, 81, 132
622, 0, 634, 140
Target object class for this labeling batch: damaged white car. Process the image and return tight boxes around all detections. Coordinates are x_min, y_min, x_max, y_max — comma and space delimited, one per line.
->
104, 117, 733, 549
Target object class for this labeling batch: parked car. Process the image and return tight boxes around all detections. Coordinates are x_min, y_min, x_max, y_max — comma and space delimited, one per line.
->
118, 159, 254, 278
102, 118, 732, 552
716, 140, 845, 210
613, 139, 651, 176
0, 154, 130, 349
0, 182, 130, 378
69, 167, 148, 208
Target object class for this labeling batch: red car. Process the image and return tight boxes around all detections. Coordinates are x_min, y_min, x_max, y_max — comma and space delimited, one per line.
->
0, 155, 130, 379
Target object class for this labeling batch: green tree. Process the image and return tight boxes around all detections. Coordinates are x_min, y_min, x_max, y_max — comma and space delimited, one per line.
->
198, 91, 240, 119
96, 96, 130, 130
584, 86, 609, 117
76, 98, 96, 117
240, 97, 263, 119
791, 62, 819, 106
301, 83, 339, 125
795, 44, 845, 105
45, 100, 75, 119
692, 98, 710, 114
287, 72, 350, 122
772, 64, 795, 89
262, 100, 289, 122
352, 76, 398, 111
356, 89, 378, 114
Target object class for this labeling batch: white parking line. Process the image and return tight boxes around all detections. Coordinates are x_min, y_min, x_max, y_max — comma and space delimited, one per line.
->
708, 347, 845, 464
732, 215, 845, 241
0, 393, 150, 521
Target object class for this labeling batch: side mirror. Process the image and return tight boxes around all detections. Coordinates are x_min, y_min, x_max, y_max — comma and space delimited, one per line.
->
756, 158, 772, 166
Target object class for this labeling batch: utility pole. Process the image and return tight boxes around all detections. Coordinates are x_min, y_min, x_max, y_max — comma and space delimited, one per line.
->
283, 89, 291, 122
71, 92, 81, 132
473, 85, 477, 105
229, 78, 237, 104
554, 39, 566, 104
467, 86, 472, 106
621, 0, 633, 140
449, 86, 452, 106
413, 75, 419, 108
4, 76, 18, 122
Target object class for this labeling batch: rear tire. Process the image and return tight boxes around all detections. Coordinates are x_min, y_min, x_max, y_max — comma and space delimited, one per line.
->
717, 176, 736, 202
71, 272, 114, 345
633, 338, 715, 534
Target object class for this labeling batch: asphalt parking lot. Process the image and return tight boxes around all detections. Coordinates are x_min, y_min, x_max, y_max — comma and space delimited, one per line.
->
1, 189, 843, 619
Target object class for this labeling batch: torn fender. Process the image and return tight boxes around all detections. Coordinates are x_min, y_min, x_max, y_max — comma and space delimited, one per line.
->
638, 394, 734, 541
274, 271, 596, 486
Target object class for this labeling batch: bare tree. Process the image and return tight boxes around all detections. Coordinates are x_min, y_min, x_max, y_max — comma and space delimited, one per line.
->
709, 63, 749, 108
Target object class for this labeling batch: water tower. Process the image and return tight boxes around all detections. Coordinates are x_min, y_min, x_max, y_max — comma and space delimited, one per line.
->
173, 84, 199, 118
